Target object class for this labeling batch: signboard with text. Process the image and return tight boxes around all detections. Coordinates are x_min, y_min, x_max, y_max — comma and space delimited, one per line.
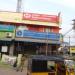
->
0, 11, 60, 26
16, 30, 60, 40
70, 47, 75, 53
22, 13, 59, 23
0, 24, 15, 32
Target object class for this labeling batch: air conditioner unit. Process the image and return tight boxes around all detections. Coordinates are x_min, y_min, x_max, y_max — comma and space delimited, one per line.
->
6, 32, 12, 38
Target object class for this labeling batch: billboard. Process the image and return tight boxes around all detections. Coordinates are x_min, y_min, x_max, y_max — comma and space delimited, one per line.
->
0, 24, 15, 32
0, 11, 60, 26
22, 12, 59, 23
70, 47, 75, 53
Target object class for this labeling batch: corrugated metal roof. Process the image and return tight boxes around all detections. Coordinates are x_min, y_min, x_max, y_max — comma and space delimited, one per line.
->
29, 55, 64, 61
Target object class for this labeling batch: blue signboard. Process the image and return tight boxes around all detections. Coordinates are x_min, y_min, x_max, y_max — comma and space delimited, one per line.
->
0, 24, 15, 32
16, 30, 23, 37
16, 30, 60, 40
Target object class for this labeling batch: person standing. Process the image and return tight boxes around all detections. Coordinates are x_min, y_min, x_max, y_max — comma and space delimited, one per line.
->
16, 54, 26, 72
13, 58, 17, 69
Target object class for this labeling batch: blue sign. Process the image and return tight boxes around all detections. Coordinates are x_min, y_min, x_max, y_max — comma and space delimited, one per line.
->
16, 30, 23, 37
16, 30, 60, 40
0, 24, 15, 32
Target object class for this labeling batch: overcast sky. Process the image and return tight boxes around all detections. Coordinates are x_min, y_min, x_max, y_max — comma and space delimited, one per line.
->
0, 0, 75, 45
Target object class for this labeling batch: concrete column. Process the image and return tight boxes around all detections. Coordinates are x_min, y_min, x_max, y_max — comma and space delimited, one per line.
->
48, 45, 52, 55
9, 43, 14, 56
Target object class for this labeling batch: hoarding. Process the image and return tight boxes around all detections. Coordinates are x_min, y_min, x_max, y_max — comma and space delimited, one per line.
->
0, 24, 15, 32
70, 47, 75, 53
0, 32, 14, 39
22, 13, 59, 23
1, 54, 17, 65
0, 11, 60, 26
16, 30, 60, 40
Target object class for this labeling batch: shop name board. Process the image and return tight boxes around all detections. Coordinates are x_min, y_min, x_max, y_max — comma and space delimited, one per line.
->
16, 30, 60, 40
0, 25, 15, 32
70, 47, 75, 53
22, 13, 59, 23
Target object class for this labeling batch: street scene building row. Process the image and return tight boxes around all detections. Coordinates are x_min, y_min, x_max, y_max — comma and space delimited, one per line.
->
0, 11, 61, 56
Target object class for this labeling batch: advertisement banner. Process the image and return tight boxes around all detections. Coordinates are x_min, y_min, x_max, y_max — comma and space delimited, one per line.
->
22, 13, 59, 23
0, 11, 59, 26
0, 32, 14, 39
1, 46, 8, 52
70, 47, 75, 53
1, 54, 17, 65
0, 24, 15, 32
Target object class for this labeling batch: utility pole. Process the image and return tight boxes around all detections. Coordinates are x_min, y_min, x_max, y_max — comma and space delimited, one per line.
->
72, 19, 75, 31
62, 29, 72, 56
16, 0, 22, 12
62, 19, 75, 56
46, 32, 48, 56
69, 36, 71, 55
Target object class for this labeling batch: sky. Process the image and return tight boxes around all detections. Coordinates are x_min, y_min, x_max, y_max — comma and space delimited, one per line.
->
0, 0, 75, 45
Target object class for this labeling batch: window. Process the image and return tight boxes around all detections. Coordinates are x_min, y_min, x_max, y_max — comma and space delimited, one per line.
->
45, 28, 50, 32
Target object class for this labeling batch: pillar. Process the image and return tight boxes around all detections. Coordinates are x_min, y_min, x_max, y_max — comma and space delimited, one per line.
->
9, 42, 14, 56
48, 45, 52, 55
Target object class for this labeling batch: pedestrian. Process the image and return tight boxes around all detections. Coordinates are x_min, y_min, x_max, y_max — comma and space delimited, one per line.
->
13, 58, 17, 69
16, 54, 26, 72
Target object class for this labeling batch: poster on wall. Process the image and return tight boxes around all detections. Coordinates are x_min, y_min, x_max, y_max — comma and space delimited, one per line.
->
1, 46, 8, 52
1, 54, 17, 65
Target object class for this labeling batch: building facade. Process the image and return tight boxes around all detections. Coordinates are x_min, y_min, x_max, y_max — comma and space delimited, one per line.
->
0, 11, 61, 56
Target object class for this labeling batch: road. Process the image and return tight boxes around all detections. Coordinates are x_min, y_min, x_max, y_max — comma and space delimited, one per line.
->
0, 67, 27, 75
0, 59, 28, 75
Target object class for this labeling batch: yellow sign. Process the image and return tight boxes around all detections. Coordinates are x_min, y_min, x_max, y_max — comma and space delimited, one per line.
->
70, 47, 75, 53
0, 11, 59, 26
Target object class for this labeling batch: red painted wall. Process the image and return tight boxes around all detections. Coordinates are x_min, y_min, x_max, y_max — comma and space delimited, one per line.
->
28, 25, 44, 32
51, 27, 60, 33
27, 25, 60, 33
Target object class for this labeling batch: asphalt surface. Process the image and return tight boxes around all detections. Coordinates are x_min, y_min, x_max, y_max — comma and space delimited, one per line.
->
0, 65, 27, 75
0, 67, 27, 75
0, 59, 28, 75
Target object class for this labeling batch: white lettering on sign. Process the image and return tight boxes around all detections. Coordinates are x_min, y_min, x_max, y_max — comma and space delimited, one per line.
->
23, 13, 59, 23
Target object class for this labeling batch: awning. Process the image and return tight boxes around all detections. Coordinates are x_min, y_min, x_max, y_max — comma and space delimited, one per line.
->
15, 37, 61, 44
0, 38, 13, 41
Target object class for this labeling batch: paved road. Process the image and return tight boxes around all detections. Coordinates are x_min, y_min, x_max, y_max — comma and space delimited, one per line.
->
0, 59, 28, 75
0, 67, 27, 75
0, 65, 27, 75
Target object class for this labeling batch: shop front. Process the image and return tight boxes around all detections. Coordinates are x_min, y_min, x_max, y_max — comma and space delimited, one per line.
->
14, 29, 61, 55
0, 24, 15, 55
